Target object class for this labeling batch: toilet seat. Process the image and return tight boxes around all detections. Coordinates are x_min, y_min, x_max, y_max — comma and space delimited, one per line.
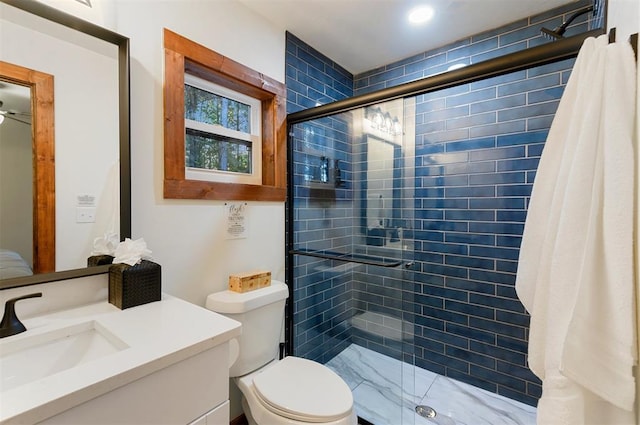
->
251, 356, 353, 423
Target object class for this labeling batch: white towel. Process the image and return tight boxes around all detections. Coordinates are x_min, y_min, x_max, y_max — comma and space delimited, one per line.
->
537, 377, 636, 425
516, 35, 605, 380
560, 37, 638, 411
515, 34, 637, 424
535, 377, 585, 425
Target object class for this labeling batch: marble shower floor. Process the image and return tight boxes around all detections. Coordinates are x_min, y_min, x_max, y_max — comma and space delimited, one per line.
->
326, 344, 536, 425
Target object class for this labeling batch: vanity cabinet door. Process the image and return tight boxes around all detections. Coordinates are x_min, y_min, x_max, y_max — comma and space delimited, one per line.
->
38, 344, 229, 424
189, 401, 229, 425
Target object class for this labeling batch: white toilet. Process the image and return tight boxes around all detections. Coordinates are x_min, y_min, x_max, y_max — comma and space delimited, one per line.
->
206, 280, 357, 425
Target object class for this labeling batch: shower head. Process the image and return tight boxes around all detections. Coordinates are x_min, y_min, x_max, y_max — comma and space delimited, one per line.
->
541, 26, 566, 40
540, 4, 595, 40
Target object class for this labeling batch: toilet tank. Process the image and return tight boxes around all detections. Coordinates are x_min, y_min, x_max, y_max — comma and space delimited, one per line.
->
206, 280, 289, 377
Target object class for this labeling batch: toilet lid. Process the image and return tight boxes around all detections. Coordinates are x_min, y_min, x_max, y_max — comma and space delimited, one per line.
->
252, 356, 353, 422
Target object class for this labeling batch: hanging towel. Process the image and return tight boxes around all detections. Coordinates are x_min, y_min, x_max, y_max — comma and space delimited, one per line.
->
560, 36, 638, 412
515, 34, 637, 425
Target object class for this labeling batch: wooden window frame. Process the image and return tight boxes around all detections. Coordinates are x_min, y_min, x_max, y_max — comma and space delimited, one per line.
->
163, 29, 286, 201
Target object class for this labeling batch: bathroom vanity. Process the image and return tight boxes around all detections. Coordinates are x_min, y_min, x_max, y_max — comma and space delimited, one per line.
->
0, 2, 243, 423
0, 295, 241, 424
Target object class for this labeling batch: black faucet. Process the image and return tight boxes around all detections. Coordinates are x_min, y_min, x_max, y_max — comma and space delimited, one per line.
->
0, 293, 42, 338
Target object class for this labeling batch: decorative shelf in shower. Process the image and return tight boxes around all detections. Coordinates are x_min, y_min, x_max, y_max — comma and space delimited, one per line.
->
290, 248, 403, 267
299, 151, 345, 189
307, 180, 335, 190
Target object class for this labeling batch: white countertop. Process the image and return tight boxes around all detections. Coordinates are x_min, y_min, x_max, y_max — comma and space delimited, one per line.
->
0, 295, 241, 424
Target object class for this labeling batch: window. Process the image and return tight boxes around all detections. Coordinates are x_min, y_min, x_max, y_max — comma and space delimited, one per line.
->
163, 29, 286, 201
184, 75, 262, 185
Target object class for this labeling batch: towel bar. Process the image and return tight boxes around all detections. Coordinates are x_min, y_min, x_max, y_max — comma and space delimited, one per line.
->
290, 249, 403, 267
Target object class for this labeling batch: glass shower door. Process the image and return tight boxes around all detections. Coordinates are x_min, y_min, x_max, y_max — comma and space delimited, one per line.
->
288, 97, 417, 425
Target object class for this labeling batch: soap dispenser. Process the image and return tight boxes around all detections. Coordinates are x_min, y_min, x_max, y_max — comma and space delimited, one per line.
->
334, 159, 345, 187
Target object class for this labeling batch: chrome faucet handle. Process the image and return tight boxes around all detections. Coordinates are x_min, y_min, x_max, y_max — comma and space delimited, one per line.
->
0, 292, 42, 338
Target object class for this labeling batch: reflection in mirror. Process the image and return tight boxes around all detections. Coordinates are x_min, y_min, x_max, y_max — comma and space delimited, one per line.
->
0, 81, 33, 277
0, 62, 55, 278
0, 0, 130, 289
362, 134, 401, 248
357, 98, 415, 251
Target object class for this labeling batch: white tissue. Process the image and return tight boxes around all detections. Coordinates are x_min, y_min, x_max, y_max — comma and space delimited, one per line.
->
113, 237, 153, 266
91, 232, 120, 256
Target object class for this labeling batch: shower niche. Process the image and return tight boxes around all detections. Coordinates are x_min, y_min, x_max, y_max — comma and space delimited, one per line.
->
300, 150, 345, 189
298, 124, 346, 189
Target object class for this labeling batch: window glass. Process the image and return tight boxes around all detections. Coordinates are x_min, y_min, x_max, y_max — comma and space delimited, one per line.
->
185, 128, 252, 174
185, 84, 251, 133
184, 74, 261, 183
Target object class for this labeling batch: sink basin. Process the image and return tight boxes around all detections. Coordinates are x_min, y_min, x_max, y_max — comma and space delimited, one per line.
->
0, 320, 129, 392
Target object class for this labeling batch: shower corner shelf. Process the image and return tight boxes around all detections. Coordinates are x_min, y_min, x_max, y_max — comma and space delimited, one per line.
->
290, 248, 403, 267
300, 150, 345, 189
307, 180, 335, 190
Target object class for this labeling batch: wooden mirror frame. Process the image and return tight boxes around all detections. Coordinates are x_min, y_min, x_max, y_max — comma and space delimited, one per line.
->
0, 0, 130, 290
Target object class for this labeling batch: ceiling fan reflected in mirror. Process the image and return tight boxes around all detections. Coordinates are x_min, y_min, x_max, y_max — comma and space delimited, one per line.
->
0, 82, 32, 126
0, 104, 32, 125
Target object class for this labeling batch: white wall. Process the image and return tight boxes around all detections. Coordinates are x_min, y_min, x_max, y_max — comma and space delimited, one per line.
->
35, 0, 116, 28
114, 0, 286, 307
607, 0, 640, 418
113, 4, 285, 418
608, 0, 640, 40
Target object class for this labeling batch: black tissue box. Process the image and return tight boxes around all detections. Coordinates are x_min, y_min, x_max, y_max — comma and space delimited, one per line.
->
108, 260, 161, 309
87, 255, 114, 267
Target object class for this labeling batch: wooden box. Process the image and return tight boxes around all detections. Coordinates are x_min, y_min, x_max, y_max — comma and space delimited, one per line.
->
229, 270, 271, 293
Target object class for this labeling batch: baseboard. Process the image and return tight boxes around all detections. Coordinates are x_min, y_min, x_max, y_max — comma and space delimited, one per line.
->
358, 416, 374, 425
230, 413, 248, 425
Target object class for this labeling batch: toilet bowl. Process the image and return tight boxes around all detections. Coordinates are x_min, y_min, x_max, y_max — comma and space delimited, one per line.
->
237, 357, 357, 425
206, 281, 356, 425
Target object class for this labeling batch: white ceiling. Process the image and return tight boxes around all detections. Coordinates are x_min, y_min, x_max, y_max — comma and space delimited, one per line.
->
238, 0, 577, 74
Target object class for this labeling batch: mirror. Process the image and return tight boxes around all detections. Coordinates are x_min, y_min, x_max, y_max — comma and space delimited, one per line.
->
362, 134, 402, 248
357, 100, 407, 250
0, 0, 130, 289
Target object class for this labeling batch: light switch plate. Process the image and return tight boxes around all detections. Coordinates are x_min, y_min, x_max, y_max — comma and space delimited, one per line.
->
76, 207, 96, 223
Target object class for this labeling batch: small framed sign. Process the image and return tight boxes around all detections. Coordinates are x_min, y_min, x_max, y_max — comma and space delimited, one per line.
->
225, 202, 248, 239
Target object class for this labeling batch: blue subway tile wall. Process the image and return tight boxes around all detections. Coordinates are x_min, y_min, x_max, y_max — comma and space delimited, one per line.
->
286, 32, 353, 114
287, 32, 357, 364
287, 1, 599, 408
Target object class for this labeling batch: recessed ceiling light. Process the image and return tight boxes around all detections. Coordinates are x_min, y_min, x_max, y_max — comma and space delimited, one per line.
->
408, 5, 434, 25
